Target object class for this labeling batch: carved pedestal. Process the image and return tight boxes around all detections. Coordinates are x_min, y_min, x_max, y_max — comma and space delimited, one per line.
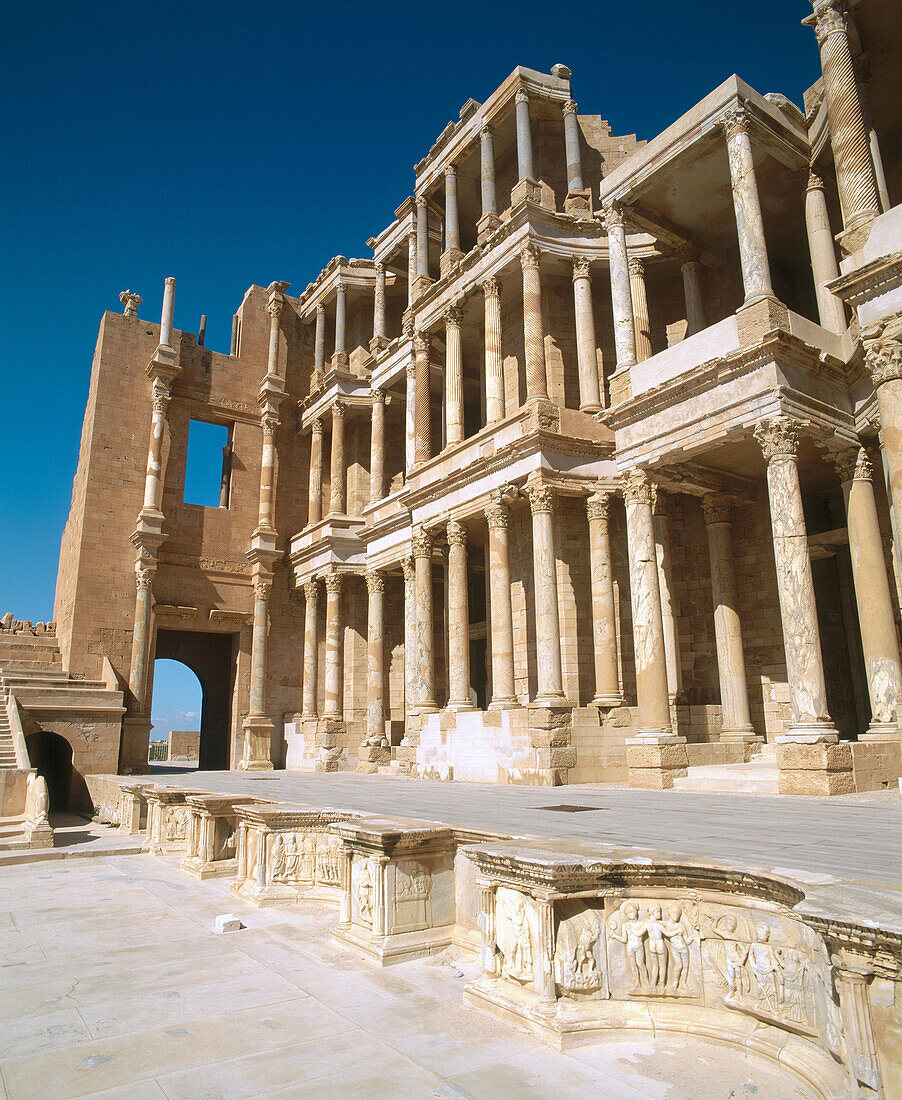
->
143, 787, 205, 856
181, 794, 272, 879
528, 705, 575, 785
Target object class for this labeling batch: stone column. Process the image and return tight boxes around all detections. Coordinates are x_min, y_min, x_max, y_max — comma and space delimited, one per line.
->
333, 281, 347, 368
141, 382, 169, 517
444, 305, 465, 446
604, 204, 638, 372
413, 332, 432, 464
369, 388, 385, 503
652, 490, 684, 705
159, 276, 176, 348
415, 194, 430, 290
521, 243, 548, 401
535, 896, 557, 1006
405, 358, 416, 473
257, 413, 278, 533
721, 108, 774, 304
586, 491, 622, 707
412, 529, 437, 710
301, 578, 319, 719
402, 557, 417, 723
525, 479, 565, 705
804, 1, 881, 233
629, 258, 653, 363
834, 447, 902, 739
313, 303, 326, 389
623, 471, 673, 740
482, 275, 505, 423
446, 519, 472, 709
562, 99, 584, 192
833, 957, 884, 1098
407, 230, 416, 310
486, 498, 516, 707
754, 417, 837, 741
307, 418, 323, 526
442, 164, 463, 272
128, 567, 154, 706
679, 245, 706, 336
572, 257, 602, 412
478, 881, 500, 976
364, 570, 387, 746
323, 571, 344, 720
702, 495, 758, 743
867, 332, 902, 593
371, 262, 387, 352
515, 89, 534, 182
478, 123, 500, 241
329, 401, 346, 515
805, 170, 847, 334
240, 579, 275, 771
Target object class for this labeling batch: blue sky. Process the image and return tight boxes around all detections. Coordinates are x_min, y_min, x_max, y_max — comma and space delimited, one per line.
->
0, 1, 819, 735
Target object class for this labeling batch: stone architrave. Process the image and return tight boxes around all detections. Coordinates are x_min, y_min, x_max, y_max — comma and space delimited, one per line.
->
833, 447, 902, 740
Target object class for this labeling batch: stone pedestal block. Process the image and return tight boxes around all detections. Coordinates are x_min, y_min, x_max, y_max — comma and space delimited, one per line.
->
626, 739, 689, 789
735, 296, 789, 345
357, 744, 391, 774
476, 212, 501, 244
440, 248, 464, 277
528, 704, 573, 784
511, 178, 541, 206
564, 188, 592, 217
776, 741, 855, 796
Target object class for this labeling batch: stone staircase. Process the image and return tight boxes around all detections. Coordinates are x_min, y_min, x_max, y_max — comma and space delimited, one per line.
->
672, 744, 779, 795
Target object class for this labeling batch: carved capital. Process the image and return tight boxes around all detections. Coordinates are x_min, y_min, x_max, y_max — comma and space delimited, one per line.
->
481, 274, 501, 298
701, 494, 733, 526
371, 387, 385, 405
267, 297, 283, 320
445, 163, 458, 179
261, 411, 279, 435
563, 99, 578, 116
621, 469, 654, 507
720, 106, 750, 140
415, 193, 428, 210
865, 334, 902, 387
485, 502, 510, 530
135, 569, 154, 590
754, 416, 800, 462
311, 416, 324, 437
525, 483, 554, 515
413, 331, 431, 356
303, 578, 319, 603
520, 242, 541, 270
411, 528, 433, 558
365, 570, 385, 595
480, 121, 493, 140
332, 400, 347, 421
254, 580, 272, 602
601, 202, 625, 233
374, 261, 385, 277
315, 303, 326, 318
323, 571, 343, 595
628, 257, 645, 279
151, 382, 170, 415
515, 89, 529, 105
803, 0, 847, 45
586, 491, 611, 522
806, 166, 825, 192
401, 557, 415, 582
445, 305, 464, 328
572, 256, 592, 281
677, 242, 700, 266
335, 279, 347, 296
834, 446, 873, 483
119, 289, 142, 317
446, 518, 468, 547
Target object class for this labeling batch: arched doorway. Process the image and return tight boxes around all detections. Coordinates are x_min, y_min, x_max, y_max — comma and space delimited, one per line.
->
152, 630, 237, 770
26, 730, 74, 812
150, 659, 203, 769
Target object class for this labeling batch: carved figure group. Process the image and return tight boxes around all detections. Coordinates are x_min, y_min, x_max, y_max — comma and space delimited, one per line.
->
608, 900, 698, 995
497, 890, 533, 982
164, 806, 188, 842
554, 906, 602, 994
269, 830, 318, 883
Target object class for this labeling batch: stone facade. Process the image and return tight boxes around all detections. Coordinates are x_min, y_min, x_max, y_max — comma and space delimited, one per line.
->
39, 4, 902, 794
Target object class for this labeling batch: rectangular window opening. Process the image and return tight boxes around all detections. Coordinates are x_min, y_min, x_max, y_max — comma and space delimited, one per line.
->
184, 419, 233, 508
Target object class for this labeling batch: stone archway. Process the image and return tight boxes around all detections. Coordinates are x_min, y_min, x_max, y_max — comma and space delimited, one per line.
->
25, 730, 75, 812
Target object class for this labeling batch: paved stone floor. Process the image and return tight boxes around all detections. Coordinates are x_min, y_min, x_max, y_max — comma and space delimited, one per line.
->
0, 853, 822, 1099
141, 768, 902, 886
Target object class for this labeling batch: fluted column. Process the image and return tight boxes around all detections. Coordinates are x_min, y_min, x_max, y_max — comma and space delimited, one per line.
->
604, 204, 638, 372
754, 417, 837, 741
586, 491, 621, 707
328, 401, 346, 515
486, 498, 516, 707
678, 244, 706, 336
371, 262, 387, 352
128, 568, 154, 706
805, 169, 847, 334
365, 571, 386, 744
482, 275, 505, 423
413, 332, 432, 464
521, 243, 548, 401
652, 490, 684, 704
572, 258, 602, 412
834, 447, 902, 739
444, 305, 465, 446
833, 958, 884, 1098
307, 418, 323, 526
804, 1, 881, 232
323, 571, 343, 720
369, 388, 385, 502
515, 89, 534, 182
313, 304, 326, 390
412, 529, 437, 710
256, 413, 278, 534
629, 258, 653, 363
141, 382, 169, 517
722, 108, 774, 304
446, 519, 472, 708
240, 577, 275, 771
301, 578, 319, 719
562, 100, 584, 192
333, 281, 347, 368
525, 479, 565, 704
702, 495, 757, 742
623, 471, 672, 739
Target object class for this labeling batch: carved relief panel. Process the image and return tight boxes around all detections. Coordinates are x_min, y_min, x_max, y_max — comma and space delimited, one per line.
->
352, 856, 375, 929
554, 900, 608, 999
390, 859, 432, 933
495, 887, 538, 986
605, 896, 702, 1000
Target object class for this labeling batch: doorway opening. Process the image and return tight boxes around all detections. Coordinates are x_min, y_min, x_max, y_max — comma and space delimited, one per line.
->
25, 730, 78, 811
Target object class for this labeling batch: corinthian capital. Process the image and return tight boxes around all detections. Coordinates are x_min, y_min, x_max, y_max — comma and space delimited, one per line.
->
803, 0, 847, 45
371, 386, 385, 405
151, 381, 170, 415
515, 89, 529, 105
621, 469, 654, 507
323, 571, 343, 595
413, 331, 431, 356
481, 274, 501, 298
445, 305, 464, 328
586, 491, 611, 521
563, 99, 578, 116
754, 416, 800, 462
525, 482, 554, 514
446, 518, 468, 547
411, 528, 433, 558
480, 120, 493, 140
701, 494, 733, 526
601, 202, 625, 233
303, 577, 319, 603
365, 570, 385, 594
572, 256, 592, 281
135, 568, 154, 590
628, 257, 645, 279
485, 501, 510, 530
254, 580, 272, 602
720, 106, 750, 140
520, 242, 541, 270
865, 331, 902, 387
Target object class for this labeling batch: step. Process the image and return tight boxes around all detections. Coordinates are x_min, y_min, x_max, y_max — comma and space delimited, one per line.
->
0, 658, 63, 671
673, 760, 780, 795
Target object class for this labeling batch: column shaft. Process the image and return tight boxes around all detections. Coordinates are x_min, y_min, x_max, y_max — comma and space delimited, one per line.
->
444, 165, 461, 253
323, 573, 343, 719
308, 420, 323, 525
301, 580, 319, 718
142, 386, 168, 513
405, 361, 417, 473
563, 101, 584, 191
629, 259, 653, 363
329, 402, 346, 514
334, 282, 347, 359
160, 276, 176, 348
722, 109, 773, 303
372, 263, 387, 343
313, 304, 326, 386
755, 418, 836, 740
521, 244, 548, 401
407, 230, 416, 310
702, 497, 756, 740
257, 417, 276, 531
652, 494, 684, 703
572, 259, 602, 411
515, 90, 534, 181
416, 197, 429, 278
402, 558, 416, 722
680, 252, 706, 336
412, 530, 436, 709
445, 307, 465, 446
805, 172, 846, 334
446, 520, 472, 707
128, 572, 154, 705
365, 571, 386, 743
526, 481, 565, 703
587, 493, 621, 706
414, 333, 432, 464
623, 472, 671, 737
604, 205, 638, 371
482, 276, 505, 423
486, 501, 516, 706
480, 125, 497, 216
248, 583, 270, 716
369, 390, 385, 502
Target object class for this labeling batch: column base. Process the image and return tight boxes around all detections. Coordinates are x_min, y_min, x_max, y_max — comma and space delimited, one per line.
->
626, 736, 688, 790
719, 728, 762, 744
23, 819, 54, 849
445, 701, 477, 713
579, 402, 603, 414
239, 715, 274, 771
440, 248, 464, 277
476, 213, 502, 244
859, 721, 902, 742
489, 698, 518, 711
120, 716, 153, 774
776, 741, 854, 796
533, 693, 568, 708
591, 693, 624, 709
528, 703, 574, 786
315, 717, 345, 772
777, 720, 838, 744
